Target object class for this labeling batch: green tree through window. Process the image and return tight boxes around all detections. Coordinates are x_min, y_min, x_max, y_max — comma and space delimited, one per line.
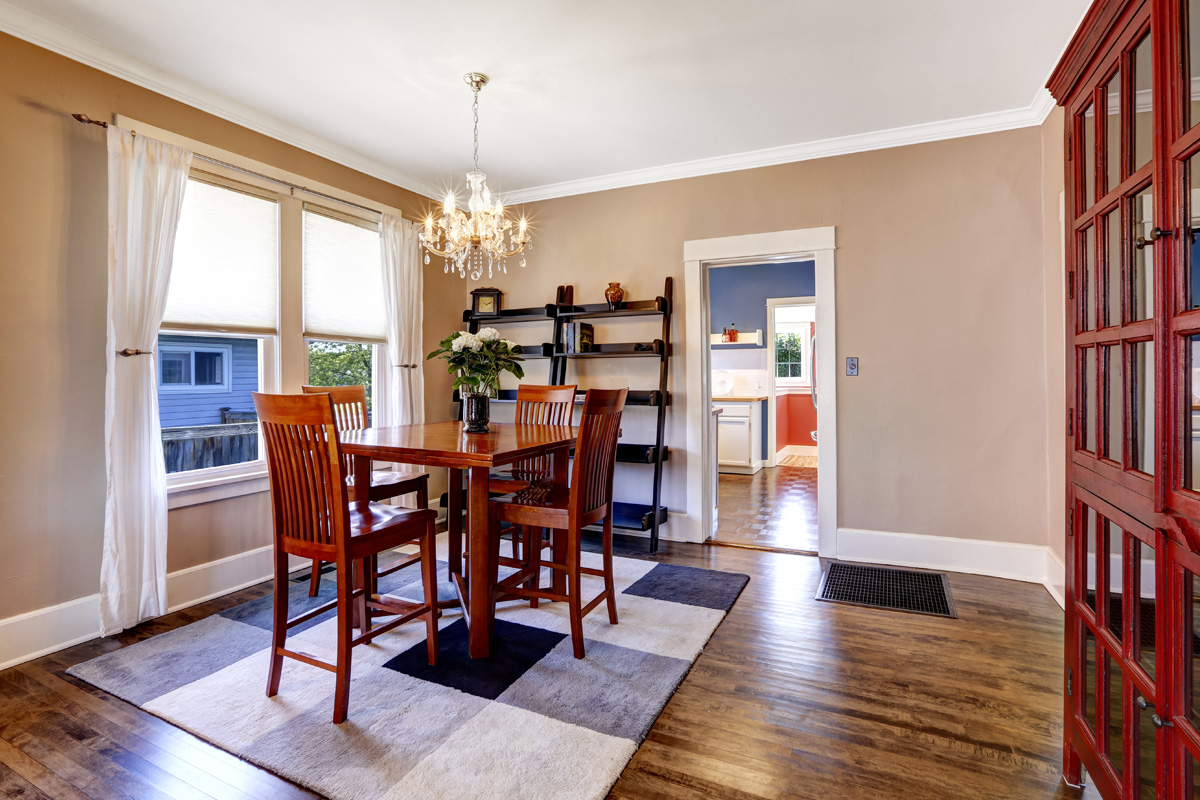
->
307, 340, 374, 411
775, 332, 805, 379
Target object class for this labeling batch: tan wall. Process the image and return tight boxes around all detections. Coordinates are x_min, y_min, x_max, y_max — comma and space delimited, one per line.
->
1041, 106, 1069, 572
0, 33, 450, 619
494, 126, 1055, 547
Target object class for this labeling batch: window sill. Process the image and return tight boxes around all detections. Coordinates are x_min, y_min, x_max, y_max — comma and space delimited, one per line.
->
167, 465, 269, 509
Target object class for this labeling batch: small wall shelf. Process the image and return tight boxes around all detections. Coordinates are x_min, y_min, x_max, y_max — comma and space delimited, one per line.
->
710, 329, 763, 346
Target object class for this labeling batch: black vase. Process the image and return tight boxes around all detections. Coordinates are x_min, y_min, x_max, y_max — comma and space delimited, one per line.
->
463, 393, 490, 433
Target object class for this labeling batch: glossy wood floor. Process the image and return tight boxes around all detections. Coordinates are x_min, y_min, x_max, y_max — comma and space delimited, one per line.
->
715, 465, 818, 552
0, 539, 1081, 800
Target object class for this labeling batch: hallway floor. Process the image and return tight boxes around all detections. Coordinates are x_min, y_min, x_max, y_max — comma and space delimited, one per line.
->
714, 464, 818, 552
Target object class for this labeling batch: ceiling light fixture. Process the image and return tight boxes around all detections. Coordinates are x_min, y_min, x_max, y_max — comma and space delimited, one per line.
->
421, 72, 530, 280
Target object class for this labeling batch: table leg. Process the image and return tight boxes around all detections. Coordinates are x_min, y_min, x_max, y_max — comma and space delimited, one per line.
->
550, 446, 569, 595
467, 465, 494, 658
351, 455, 371, 511
448, 467, 463, 577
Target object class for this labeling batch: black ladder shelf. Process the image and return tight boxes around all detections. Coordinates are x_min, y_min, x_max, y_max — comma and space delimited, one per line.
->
453, 280, 673, 553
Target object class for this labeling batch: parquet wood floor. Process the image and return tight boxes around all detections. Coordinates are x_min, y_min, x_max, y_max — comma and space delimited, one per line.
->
715, 465, 818, 552
0, 537, 1083, 800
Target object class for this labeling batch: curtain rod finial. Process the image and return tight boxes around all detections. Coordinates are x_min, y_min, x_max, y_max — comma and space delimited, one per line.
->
72, 113, 108, 128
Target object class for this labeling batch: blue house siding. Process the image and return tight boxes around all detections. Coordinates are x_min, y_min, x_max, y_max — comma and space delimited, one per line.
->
158, 334, 259, 427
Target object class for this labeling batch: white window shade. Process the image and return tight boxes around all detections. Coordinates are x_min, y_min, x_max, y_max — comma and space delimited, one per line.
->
163, 177, 280, 334
303, 206, 386, 343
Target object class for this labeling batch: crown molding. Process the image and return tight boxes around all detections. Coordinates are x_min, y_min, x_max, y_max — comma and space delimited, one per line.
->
0, 1, 443, 202
505, 89, 1057, 204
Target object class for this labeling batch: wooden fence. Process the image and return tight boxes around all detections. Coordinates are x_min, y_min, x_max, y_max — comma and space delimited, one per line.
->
162, 422, 258, 474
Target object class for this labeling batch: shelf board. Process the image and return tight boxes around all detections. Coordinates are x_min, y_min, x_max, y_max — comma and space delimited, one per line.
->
463, 304, 557, 324
569, 443, 668, 464
541, 340, 665, 359
452, 389, 668, 407
591, 502, 668, 532
556, 297, 667, 319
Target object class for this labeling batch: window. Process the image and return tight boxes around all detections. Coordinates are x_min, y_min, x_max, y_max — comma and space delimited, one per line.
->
159, 173, 279, 477
775, 330, 808, 382
307, 339, 377, 420
302, 205, 385, 416
159, 343, 232, 392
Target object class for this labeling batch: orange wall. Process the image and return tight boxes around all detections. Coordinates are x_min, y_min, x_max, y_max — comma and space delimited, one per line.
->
777, 393, 818, 451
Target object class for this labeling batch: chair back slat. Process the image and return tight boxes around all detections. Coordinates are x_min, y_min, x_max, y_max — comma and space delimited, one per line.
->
569, 388, 628, 516
512, 384, 577, 482
254, 392, 349, 552
301, 384, 370, 477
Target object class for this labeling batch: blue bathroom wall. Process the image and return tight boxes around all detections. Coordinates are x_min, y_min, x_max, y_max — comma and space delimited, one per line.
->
708, 260, 815, 349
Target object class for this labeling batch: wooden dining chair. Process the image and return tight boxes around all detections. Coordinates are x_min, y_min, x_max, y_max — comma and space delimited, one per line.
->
253, 391, 439, 724
453, 384, 577, 581
301, 384, 430, 597
488, 388, 627, 658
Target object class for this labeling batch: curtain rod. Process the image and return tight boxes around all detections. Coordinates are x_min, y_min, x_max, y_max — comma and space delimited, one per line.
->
72, 113, 393, 218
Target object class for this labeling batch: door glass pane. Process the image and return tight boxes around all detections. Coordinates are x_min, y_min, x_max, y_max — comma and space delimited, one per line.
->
1138, 691, 1156, 799
1107, 654, 1124, 780
1086, 505, 1098, 613
1133, 341, 1156, 474
1133, 35, 1152, 171
1085, 626, 1098, 732
1107, 345, 1124, 463
1189, 0, 1200, 130
1137, 538, 1157, 680
1083, 226, 1095, 331
1083, 102, 1096, 210
1188, 335, 1200, 491
1133, 186, 1155, 320
1105, 210, 1122, 328
1106, 71, 1121, 193
1193, 750, 1200, 799
1189, 153, 1200, 311
1192, 571, 1200, 730
1105, 520, 1123, 643
1086, 347, 1098, 453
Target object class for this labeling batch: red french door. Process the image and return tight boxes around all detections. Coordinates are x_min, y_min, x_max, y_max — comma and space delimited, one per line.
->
1054, 0, 1200, 796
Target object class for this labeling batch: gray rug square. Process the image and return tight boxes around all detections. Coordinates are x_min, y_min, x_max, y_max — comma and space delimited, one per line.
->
497, 637, 692, 740
68, 615, 270, 706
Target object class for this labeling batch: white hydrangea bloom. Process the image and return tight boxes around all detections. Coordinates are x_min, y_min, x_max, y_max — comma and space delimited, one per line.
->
462, 333, 483, 351
503, 339, 518, 350
477, 327, 501, 342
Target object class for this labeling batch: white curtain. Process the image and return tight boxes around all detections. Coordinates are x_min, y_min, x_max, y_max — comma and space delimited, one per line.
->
378, 214, 424, 452
100, 128, 193, 636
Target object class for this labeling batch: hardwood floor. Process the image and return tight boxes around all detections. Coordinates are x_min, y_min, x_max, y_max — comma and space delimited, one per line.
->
715, 465, 818, 552
0, 539, 1080, 800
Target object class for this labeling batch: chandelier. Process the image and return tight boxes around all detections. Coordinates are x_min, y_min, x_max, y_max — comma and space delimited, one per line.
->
421, 72, 531, 281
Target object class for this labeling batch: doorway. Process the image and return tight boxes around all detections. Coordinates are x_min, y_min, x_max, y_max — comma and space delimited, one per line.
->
682, 227, 838, 558
707, 264, 818, 552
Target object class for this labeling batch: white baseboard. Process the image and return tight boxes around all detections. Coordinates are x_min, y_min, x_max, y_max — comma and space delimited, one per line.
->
837, 527, 1065, 606
0, 594, 101, 672
776, 445, 817, 459
0, 546, 312, 671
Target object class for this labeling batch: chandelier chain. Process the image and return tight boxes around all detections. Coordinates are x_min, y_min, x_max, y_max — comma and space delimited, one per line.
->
472, 89, 480, 172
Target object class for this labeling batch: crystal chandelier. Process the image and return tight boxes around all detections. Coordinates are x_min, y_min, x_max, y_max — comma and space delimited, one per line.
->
421, 72, 531, 281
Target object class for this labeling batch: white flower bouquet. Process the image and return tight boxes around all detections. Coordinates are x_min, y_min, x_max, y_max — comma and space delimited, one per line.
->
426, 327, 525, 397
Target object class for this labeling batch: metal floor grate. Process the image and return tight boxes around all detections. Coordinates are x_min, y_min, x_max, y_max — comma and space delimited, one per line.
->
816, 561, 957, 618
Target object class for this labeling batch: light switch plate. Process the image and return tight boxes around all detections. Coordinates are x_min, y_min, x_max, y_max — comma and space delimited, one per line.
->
846, 357, 859, 376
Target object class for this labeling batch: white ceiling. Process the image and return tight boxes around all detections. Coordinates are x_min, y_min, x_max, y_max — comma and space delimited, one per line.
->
2, 0, 1089, 202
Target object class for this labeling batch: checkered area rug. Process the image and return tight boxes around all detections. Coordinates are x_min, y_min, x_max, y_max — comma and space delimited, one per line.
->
68, 537, 749, 800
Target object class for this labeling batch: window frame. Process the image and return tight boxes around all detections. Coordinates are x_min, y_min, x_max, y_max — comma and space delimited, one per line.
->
158, 342, 233, 393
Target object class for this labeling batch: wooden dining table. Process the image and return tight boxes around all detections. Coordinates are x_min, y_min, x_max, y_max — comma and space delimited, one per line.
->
339, 421, 575, 658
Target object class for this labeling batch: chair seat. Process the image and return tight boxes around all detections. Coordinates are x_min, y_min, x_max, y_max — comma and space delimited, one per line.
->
348, 503, 436, 556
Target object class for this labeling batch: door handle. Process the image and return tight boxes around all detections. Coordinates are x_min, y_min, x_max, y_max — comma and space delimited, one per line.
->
1135, 227, 1173, 250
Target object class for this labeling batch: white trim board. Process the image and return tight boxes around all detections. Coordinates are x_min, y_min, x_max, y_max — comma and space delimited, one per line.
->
776, 445, 817, 459
837, 527, 1066, 608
